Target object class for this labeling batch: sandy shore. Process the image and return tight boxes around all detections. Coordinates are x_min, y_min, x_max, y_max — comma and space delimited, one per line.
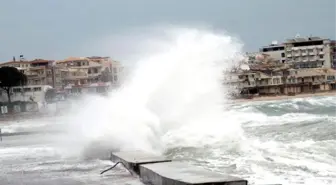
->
234, 91, 336, 103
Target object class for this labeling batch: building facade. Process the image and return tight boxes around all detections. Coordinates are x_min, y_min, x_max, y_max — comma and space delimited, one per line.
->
284, 37, 332, 69
259, 42, 286, 64
1, 55, 124, 93
227, 65, 336, 97
0, 85, 52, 104
330, 40, 336, 69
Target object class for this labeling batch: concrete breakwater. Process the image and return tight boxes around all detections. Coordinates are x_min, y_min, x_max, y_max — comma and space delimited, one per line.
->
102, 151, 278, 185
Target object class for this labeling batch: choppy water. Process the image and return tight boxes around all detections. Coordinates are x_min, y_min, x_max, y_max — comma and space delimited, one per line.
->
1, 27, 335, 185
0, 96, 335, 185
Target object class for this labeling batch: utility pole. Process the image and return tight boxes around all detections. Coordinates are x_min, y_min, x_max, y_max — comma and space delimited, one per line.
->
49, 60, 56, 88
51, 65, 55, 88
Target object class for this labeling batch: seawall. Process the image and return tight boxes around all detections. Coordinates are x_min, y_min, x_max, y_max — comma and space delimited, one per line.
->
104, 151, 253, 185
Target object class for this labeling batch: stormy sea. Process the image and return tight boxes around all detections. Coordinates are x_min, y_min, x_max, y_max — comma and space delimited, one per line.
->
0, 27, 335, 185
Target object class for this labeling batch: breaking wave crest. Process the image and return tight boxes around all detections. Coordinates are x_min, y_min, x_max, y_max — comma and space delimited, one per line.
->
60, 26, 245, 158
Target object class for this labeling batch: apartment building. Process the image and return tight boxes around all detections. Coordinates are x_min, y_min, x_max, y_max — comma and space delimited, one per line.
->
259, 41, 286, 64
284, 36, 332, 69
331, 40, 336, 69
0, 61, 31, 73
57, 57, 104, 86
229, 66, 336, 96
0, 59, 62, 89
27, 59, 65, 89
87, 56, 123, 84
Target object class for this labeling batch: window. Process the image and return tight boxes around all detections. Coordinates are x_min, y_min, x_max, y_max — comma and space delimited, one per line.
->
281, 53, 285, 57
113, 68, 117, 73
327, 76, 335, 80
13, 88, 21, 93
33, 87, 42, 92
113, 75, 118, 81
319, 55, 323, 59
24, 88, 32, 92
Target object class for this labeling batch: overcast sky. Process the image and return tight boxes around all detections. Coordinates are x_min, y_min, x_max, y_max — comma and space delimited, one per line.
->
0, 0, 335, 62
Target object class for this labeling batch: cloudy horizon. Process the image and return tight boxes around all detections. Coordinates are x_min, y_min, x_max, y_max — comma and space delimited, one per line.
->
0, 0, 335, 62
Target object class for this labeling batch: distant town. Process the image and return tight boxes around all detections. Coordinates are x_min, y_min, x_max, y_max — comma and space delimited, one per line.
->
0, 35, 336, 116
227, 35, 336, 98
0, 56, 123, 116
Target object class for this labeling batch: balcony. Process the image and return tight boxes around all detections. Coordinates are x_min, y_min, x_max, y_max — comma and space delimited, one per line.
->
64, 74, 89, 80
88, 73, 101, 77
256, 81, 270, 86
312, 80, 324, 85
30, 66, 46, 70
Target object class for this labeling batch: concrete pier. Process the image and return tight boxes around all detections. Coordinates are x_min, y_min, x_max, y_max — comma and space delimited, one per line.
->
110, 151, 172, 175
109, 151, 248, 185
140, 161, 248, 185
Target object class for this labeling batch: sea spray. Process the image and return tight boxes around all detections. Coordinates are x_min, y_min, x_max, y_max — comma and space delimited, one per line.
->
60, 26, 246, 158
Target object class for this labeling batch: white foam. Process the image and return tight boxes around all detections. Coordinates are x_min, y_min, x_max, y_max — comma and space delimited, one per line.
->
57, 26, 245, 157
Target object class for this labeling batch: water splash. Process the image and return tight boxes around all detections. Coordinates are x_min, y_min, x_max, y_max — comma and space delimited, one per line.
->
61, 26, 245, 158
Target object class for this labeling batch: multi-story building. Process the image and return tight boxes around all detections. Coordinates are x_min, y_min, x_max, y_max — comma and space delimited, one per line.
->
26, 59, 49, 86
228, 66, 336, 97
57, 57, 104, 86
0, 59, 63, 89
330, 40, 336, 69
259, 41, 286, 64
0, 60, 31, 73
1, 56, 124, 92
26, 59, 65, 90
86, 56, 123, 85
284, 36, 332, 69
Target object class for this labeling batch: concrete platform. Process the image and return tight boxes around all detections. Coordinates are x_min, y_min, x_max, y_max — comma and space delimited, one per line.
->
110, 151, 172, 175
140, 161, 248, 185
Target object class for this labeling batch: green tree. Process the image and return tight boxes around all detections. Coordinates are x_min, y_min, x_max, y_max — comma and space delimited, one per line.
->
0, 66, 27, 103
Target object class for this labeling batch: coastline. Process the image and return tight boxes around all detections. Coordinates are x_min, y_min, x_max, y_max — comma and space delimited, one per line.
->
1, 91, 335, 122
233, 91, 336, 103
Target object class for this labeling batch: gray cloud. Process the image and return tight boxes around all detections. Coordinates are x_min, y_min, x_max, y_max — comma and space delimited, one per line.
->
0, 0, 335, 61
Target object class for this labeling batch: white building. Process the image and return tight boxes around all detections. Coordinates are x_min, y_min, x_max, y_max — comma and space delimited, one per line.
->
0, 85, 53, 106
284, 36, 332, 69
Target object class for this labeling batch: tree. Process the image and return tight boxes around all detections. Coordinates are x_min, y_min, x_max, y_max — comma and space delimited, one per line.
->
0, 66, 27, 103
